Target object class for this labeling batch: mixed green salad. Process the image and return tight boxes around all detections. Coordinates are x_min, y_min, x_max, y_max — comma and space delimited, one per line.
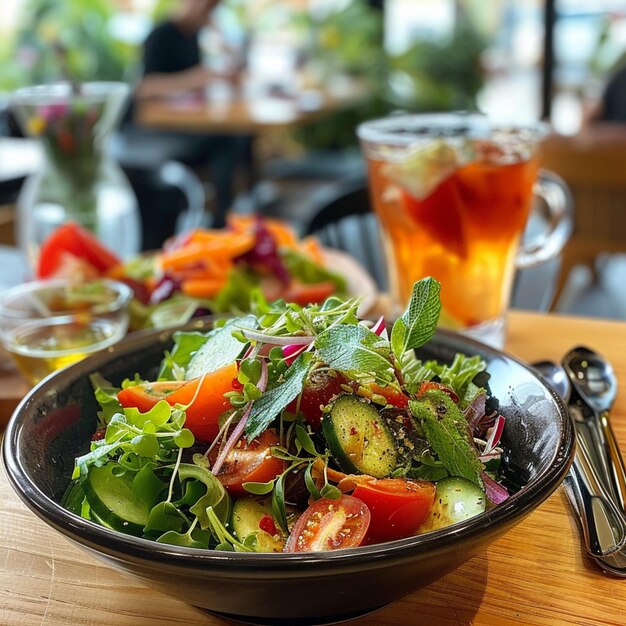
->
63, 277, 509, 552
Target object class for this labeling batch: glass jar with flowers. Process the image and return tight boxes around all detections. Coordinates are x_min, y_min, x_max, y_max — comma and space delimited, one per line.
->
11, 82, 140, 269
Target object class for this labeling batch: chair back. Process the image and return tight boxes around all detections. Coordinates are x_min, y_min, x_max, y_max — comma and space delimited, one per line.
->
303, 175, 388, 290
122, 161, 206, 251
540, 129, 626, 306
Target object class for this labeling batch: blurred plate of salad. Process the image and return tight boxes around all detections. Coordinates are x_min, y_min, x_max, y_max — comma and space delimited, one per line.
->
34, 216, 377, 330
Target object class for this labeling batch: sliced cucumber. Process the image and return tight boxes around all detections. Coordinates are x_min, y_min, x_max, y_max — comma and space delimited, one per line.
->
417, 476, 486, 534
62, 477, 87, 515
83, 464, 149, 536
322, 394, 398, 478
231, 497, 284, 552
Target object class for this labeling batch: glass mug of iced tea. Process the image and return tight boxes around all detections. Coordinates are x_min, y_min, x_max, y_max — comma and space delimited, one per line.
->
357, 113, 572, 347
0, 279, 131, 385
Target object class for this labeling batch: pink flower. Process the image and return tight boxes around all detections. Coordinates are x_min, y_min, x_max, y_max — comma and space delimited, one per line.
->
39, 103, 68, 121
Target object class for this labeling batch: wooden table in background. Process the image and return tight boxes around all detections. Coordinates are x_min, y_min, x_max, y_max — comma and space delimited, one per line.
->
135, 80, 371, 134
2, 310, 626, 625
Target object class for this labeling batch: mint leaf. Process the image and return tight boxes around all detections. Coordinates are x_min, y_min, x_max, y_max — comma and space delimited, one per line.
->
185, 315, 257, 379
245, 353, 314, 441
315, 324, 392, 375
398, 351, 436, 395
391, 277, 441, 361
159, 316, 257, 380
409, 390, 483, 488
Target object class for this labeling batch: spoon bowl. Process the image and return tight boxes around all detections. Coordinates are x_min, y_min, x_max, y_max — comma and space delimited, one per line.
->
563, 346, 626, 514
563, 346, 618, 416
532, 360, 571, 404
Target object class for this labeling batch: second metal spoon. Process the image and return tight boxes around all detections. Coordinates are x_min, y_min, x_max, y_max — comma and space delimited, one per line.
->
563, 346, 626, 512
533, 360, 626, 557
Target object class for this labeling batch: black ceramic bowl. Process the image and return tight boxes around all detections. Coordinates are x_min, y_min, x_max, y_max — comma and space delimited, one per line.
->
3, 323, 574, 624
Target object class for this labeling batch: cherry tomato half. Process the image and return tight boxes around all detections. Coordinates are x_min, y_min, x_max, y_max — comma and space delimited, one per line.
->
417, 381, 459, 403
212, 429, 285, 496
367, 382, 410, 409
117, 381, 188, 413
284, 494, 371, 552
37, 222, 120, 279
118, 362, 239, 443
288, 369, 348, 429
282, 280, 337, 306
289, 372, 409, 428
352, 477, 436, 544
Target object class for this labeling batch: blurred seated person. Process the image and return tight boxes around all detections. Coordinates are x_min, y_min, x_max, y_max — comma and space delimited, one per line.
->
119, 0, 250, 228
584, 61, 626, 125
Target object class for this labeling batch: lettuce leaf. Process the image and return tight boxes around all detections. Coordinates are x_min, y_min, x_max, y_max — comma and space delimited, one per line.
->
280, 248, 347, 292
425, 353, 487, 407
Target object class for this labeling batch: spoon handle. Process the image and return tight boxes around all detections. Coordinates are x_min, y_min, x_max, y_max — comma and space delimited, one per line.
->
599, 412, 626, 512
566, 432, 626, 556
576, 417, 616, 498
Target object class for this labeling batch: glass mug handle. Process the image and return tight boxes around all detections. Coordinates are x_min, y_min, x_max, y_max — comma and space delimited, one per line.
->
515, 170, 573, 269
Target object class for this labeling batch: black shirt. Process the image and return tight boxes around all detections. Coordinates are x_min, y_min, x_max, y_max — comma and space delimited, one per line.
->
123, 21, 201, 124
601, 64, 626, 123
143, 21, 201, 75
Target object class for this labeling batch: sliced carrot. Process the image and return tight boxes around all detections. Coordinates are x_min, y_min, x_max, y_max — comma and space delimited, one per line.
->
160, 233, 255, 271
300, 236, 326, 266
104, 263, 127, 280
145, 274, 160, 292
153, 220, 329, 304
159, 243, 206, 271
218, 232, 256, 257
210, 255, 233, 273
169, 265, 219, 281
187, 230, 228, 245
228, 215, 298, 248
181, 277, 228, 298
168, 256, 230, 281
264, 219, 299, 248
227, 215, 255, 232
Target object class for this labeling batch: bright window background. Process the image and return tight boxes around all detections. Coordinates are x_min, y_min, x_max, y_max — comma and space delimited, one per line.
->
2, 0, 626, 134
385, 0, 626, 133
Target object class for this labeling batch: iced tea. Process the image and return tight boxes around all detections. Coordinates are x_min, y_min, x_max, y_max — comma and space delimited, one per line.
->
360, 118, 543, 336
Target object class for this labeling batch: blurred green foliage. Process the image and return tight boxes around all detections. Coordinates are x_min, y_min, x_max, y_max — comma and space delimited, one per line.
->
292, 0, 487, 150
304, 0, 385, 77
1, 0, 488, 151
588, 14, 626, 80
386, 17, 487, 112
0, 0, 137, 90
291, 0, 387, 150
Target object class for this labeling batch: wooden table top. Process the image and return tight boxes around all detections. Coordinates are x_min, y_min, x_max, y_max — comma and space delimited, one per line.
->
135, 80, 371, 134
2, 309, 626, 625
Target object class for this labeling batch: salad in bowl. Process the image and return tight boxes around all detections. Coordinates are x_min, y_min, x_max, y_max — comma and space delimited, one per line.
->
62, 277, 510, 552
34, 216, 353, 330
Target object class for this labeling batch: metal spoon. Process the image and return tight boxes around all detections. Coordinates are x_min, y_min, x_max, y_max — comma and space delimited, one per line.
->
532, 360, 626, 557
533, 360, 571, 403
563, 346, 626, 512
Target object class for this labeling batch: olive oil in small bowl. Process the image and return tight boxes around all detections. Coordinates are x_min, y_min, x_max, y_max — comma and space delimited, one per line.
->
0, 279, 131, 385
